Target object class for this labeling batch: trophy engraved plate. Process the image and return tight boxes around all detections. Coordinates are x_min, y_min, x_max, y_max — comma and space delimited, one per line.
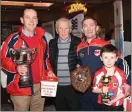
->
101, 76, 111, 103
10, 42, 37, 88
70, 66, 92, 93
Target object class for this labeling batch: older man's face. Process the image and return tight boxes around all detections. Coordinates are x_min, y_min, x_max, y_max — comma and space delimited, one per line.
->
57, 21, 70, 40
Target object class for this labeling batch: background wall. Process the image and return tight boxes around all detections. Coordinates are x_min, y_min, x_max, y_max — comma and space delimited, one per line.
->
1, 1, 131, 41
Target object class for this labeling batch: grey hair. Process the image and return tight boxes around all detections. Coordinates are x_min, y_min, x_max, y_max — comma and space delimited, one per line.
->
55, 17, 72, 33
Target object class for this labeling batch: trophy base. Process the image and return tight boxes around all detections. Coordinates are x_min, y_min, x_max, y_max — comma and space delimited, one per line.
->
19, 80, 32, 88
102, 98, 110, 103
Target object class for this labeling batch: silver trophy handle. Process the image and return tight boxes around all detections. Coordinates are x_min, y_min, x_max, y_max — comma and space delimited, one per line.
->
10, 48, 16, 62
32, 48, 37, 61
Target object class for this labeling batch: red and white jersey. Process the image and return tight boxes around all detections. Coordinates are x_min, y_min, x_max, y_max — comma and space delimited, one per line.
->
93, 66, 127, 106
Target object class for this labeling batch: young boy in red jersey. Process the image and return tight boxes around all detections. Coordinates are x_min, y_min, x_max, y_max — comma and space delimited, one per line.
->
92, 44, 127, 111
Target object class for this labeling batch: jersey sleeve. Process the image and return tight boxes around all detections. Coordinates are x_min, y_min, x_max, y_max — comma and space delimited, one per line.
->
121, 72, 127, 95
1, 35, 17, 73
92, 72, 102, 89
42, 36, 53, 72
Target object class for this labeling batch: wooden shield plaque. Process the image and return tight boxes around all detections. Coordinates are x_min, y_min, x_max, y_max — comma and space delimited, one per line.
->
70, 66, 92, 93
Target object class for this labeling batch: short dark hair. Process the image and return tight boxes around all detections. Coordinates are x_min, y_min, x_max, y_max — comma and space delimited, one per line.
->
82, 16, 97, 26
22, 8, 37, 17
100, 44, 118, 56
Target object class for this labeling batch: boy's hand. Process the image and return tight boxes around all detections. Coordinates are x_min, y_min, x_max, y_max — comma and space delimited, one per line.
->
121, 83, 131, 97
104, 93, 124, 106
104, 99, 115, 106
102, 86, 109, 93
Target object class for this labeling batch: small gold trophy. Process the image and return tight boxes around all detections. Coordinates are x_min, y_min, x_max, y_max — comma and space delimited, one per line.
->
101, 76, 111, 103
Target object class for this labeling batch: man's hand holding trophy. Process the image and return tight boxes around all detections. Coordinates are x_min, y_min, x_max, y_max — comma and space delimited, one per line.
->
17, 65, 28, 76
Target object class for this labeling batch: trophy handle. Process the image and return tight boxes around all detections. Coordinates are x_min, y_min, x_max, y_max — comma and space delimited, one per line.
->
9, 48, 16, 61
32, 48, 37, 61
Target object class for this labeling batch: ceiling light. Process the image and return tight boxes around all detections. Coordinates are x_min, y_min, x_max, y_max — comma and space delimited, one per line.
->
68, 3, 87, 14
1, 1, 53, 7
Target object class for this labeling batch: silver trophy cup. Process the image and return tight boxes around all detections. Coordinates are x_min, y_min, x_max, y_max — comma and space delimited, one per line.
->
10, 42, 37, 88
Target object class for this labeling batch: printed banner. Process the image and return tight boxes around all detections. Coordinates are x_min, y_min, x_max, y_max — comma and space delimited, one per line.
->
68, 11, 84, 38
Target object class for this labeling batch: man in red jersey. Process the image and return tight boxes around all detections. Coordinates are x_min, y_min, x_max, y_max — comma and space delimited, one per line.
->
1, 8, 54, 111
